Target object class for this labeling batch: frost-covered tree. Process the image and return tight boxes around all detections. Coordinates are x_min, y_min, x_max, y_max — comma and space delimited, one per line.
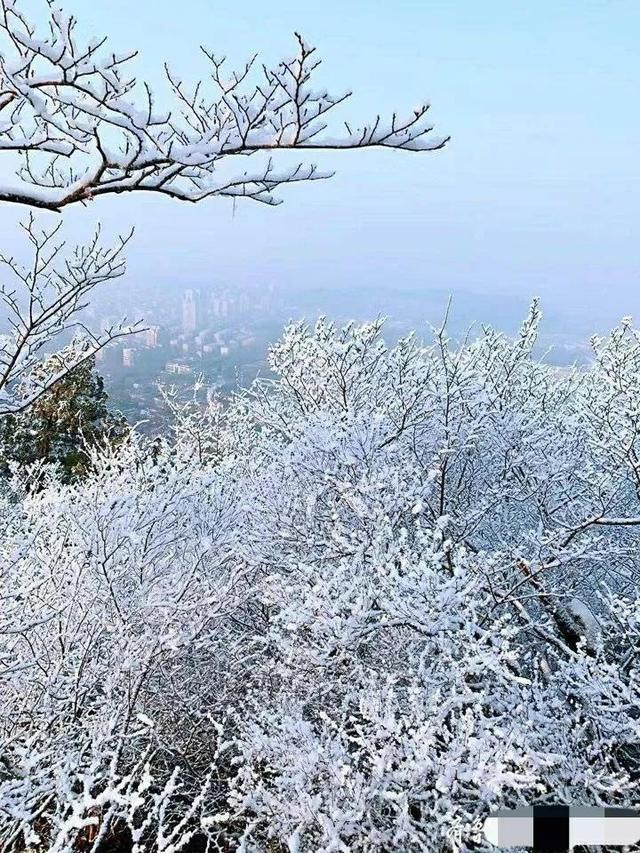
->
2, 306, 640, 851
0, 354, 125, 483
0, 0, 447, 211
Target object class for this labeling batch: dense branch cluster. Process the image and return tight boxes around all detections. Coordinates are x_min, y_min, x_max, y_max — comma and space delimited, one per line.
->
2, 307, 640, 850
0, 216, 135, 415
0, 0, 447, 211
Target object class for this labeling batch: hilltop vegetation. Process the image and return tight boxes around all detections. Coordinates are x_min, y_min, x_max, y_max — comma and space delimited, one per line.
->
2, 308, 640, 851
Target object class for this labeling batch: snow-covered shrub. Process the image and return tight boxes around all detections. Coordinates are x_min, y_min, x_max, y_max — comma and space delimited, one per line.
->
2, 305, 640, 851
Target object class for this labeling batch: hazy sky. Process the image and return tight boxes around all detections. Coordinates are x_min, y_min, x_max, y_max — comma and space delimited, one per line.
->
1, 0, 639, 328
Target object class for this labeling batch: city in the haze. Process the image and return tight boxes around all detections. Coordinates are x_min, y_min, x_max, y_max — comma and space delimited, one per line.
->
90, 279, 594, 430
91, 282, 283, 429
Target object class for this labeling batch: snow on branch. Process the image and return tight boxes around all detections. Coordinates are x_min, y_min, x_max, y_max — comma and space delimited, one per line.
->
3, 311, 640, 848
0, 214, 138, 414
0, 3, 448, 211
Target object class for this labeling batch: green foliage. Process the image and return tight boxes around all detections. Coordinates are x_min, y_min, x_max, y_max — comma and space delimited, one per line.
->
0, 357, 126, 482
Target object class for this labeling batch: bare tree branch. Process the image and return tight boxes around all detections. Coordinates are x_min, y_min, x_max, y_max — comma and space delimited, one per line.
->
0, 1, 449, 212
0, 214, 139, 414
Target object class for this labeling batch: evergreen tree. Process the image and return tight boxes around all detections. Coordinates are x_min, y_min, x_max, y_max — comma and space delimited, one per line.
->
0, 357, 126, 482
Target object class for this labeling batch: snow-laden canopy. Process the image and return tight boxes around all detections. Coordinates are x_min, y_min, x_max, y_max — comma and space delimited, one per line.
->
2, 306, 640, 851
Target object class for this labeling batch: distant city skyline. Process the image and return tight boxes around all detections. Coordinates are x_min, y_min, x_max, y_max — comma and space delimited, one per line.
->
92, 272, 594, 429
94, 278, 286, 427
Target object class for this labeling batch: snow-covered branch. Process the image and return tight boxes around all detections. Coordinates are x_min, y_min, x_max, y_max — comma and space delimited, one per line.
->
0, 4, 448, 211
3, 308, 640, 850
0, 214, 137, 414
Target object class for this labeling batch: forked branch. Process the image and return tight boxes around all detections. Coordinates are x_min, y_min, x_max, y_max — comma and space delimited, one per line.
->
0, 4, 448, 211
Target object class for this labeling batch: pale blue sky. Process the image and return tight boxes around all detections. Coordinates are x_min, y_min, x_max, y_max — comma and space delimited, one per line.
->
2, 0, 639, 326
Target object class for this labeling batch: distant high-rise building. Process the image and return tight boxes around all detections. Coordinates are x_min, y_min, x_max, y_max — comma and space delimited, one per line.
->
122, 348, 135, 368
145, 325, 161, 347
182, 289, 201, 334
211, 292, 239, 320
